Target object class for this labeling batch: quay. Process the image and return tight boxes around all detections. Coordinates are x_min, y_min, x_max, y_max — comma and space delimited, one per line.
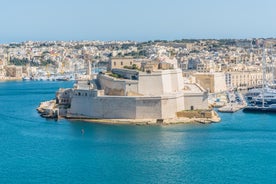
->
214, 89, 247, 113
218, 104, 246, 113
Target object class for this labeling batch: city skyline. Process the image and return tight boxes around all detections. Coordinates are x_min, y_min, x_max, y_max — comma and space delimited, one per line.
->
1, 0, 276, 43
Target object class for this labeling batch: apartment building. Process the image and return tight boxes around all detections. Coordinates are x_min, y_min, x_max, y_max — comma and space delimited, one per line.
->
225, 71, 273, 89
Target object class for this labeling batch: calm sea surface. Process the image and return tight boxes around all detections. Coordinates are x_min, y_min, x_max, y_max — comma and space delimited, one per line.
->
0, 81, 276, 184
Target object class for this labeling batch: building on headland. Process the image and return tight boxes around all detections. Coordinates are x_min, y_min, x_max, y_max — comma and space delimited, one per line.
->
54, 67, 209, 120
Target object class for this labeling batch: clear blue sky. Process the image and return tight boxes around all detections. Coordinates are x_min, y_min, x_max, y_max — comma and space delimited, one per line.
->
1, 0, 276, 43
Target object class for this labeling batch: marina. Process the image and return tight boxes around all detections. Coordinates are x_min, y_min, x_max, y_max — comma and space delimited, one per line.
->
213, 90, 246, 113
243, 49, 276, 113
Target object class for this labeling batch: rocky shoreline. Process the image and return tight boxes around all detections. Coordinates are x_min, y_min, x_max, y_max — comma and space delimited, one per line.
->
36, 100, 59, 118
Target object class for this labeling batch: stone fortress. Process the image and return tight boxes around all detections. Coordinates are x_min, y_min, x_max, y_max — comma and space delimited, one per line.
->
52, 60, 212, 121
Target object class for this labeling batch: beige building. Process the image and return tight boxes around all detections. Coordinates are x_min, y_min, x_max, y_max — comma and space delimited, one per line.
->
110, 58, 143, 70
196, 61, 221, 73
226, 71, 273, 89
193, 72, 227, 93
5, 65, 23, 78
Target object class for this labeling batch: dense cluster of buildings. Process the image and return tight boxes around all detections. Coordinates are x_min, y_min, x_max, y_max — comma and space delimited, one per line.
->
1, 39, 276, 94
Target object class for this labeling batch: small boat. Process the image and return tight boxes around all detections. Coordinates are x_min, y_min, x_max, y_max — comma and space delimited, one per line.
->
22, 76, 31, 81
56, 76, 69, 81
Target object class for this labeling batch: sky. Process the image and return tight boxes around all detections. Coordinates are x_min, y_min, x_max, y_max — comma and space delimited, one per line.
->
1, 0, 276, 43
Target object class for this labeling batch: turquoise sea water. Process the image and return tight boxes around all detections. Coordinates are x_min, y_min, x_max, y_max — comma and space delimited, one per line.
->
0, 81, 276, 184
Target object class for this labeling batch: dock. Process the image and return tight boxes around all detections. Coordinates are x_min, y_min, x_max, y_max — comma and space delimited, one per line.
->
218, 104, 246, 113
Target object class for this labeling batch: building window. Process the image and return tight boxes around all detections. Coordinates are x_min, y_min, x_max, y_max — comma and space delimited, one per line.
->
114, 62, 116, 66
130, 62, 132, 65
121, 62, 123, 66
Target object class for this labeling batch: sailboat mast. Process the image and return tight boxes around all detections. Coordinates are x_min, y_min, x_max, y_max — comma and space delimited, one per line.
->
271, 46, 275, 83
262, 48, 266, 108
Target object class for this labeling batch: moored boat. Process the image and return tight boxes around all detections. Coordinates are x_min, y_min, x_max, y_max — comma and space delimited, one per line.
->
22, 76, 31, 81
243, 104, 276, 113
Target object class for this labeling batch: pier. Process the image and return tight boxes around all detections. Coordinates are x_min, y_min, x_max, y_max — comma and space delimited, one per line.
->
217, 90, 247, 113
218, 104, 246, 113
